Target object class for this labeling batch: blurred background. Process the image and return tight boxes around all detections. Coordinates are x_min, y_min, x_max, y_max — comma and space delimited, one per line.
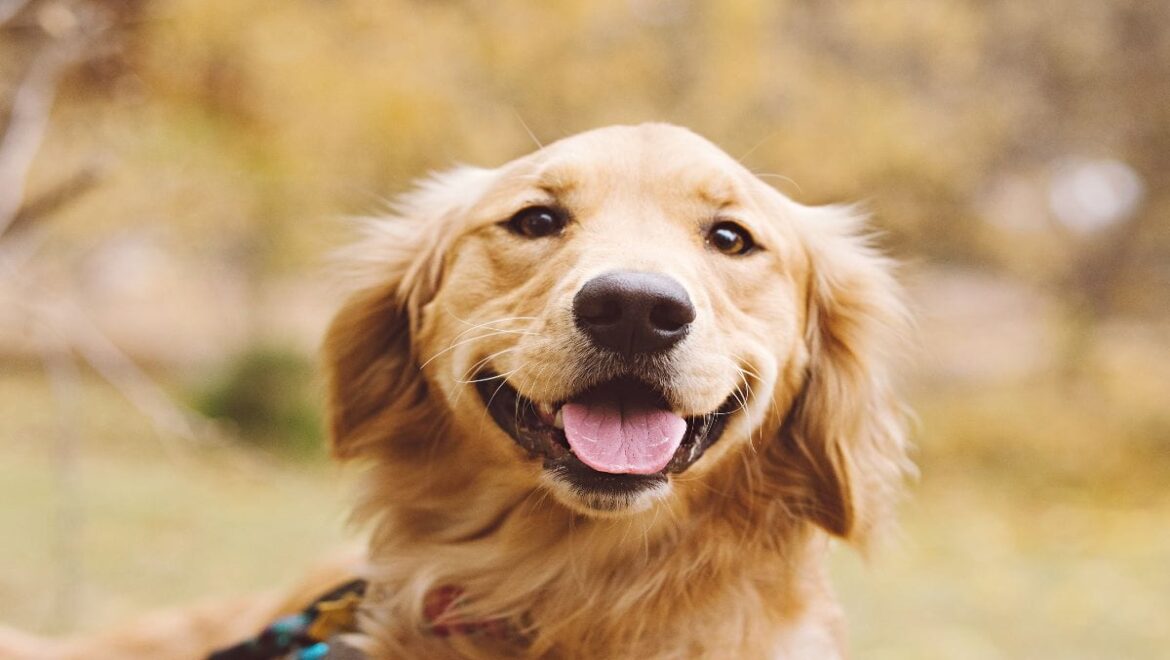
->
1, 0, 1168, 657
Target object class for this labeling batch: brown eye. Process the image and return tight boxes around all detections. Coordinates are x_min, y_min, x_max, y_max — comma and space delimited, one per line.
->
506, 206, 567, 238
707, 221, 756, 256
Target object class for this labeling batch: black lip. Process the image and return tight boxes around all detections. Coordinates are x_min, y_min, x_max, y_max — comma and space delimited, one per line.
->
473, 369, 738, 492
545, 455, 667, 502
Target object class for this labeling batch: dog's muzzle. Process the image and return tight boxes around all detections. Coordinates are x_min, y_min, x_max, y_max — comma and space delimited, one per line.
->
474, 370, 739, 499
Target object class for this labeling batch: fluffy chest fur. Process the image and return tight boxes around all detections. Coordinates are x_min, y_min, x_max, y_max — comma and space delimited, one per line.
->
352, 460, 844, 659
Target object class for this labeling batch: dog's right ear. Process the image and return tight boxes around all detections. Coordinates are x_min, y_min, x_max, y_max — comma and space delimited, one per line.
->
323, 167, 497, 460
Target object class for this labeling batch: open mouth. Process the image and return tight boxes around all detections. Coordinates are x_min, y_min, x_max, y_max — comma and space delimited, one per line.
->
474, 369, 738, 495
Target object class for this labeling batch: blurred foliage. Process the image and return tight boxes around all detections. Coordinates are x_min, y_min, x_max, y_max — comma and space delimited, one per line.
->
920, 379, 1170, 503
3, 0, 1170, 656
192, 346, 323, 457
4, 0, 1168, 319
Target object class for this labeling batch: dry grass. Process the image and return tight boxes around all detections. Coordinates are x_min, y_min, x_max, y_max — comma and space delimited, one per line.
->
1, 366, 1168, 658
0, 369, 349, 636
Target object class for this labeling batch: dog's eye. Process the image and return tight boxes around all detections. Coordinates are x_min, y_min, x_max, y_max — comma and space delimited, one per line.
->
707, 221, 756, 256
506, 206, 567, 239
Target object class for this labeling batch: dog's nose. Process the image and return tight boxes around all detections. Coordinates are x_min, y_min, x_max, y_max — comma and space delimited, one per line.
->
573, 271, 696, 357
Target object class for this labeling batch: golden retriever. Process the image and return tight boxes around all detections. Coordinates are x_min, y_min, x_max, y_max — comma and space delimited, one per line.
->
0, 123, 910, 659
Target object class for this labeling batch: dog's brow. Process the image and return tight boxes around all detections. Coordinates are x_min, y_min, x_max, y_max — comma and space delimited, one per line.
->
538, 183, 572, 198
694, 180, 741, 208
530, 165, 577, 196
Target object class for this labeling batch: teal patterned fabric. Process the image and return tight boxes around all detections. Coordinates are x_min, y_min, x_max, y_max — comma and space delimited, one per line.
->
207, 579, 367, 660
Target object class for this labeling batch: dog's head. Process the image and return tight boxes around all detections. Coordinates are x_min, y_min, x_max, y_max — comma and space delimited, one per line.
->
325, 124, 908, 542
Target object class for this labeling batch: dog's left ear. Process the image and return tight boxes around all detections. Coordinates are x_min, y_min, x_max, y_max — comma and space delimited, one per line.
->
771, 204, 912, 543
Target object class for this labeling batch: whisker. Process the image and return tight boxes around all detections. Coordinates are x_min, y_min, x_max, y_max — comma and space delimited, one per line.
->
736, 131, 778, 164
753, 171, 803, 194
419, 330, 509, 370
479, 375, 514, 430
437, 308, 542, 347
451, 354, 527, 417
737, 372, 756, 416
737, 364, 764, 382
510, 365, 533, 445
458, 347, 520, 384
457, 367, 521, 385
457, 325, 540, 341
718, 354, 762, 468
726, 353, 764, 381
512, 109, 544, 149
449, 314, 541, 340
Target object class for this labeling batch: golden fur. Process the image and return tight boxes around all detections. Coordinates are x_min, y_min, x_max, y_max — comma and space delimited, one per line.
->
326, 124, 911, 658
0, 123, 910, 659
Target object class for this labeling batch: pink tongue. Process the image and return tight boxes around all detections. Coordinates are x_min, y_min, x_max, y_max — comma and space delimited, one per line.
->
561, 391, 686, 475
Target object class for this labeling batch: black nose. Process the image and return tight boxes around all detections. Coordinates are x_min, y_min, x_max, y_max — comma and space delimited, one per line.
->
572, 271, 696, 357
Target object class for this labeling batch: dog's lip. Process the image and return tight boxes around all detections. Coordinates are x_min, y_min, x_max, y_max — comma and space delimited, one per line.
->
473, 367, 739, 478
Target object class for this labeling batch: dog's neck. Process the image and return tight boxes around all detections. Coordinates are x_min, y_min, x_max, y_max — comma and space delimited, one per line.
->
351, 455, 843, 658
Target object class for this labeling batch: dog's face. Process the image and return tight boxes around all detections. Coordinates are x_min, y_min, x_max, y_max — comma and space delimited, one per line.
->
327, 124, 907, 538
417, 126, 809, 515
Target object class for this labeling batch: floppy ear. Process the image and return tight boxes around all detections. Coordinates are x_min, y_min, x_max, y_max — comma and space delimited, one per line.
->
772, 205, 912, 543
323, 167, 497, 460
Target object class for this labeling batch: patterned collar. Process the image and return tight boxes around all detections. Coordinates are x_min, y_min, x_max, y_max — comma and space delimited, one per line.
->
208, 580, 526, 659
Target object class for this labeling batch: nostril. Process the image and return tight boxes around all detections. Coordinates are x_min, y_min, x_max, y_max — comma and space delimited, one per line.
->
649, 300, 695, 332
573, 270, 695, 356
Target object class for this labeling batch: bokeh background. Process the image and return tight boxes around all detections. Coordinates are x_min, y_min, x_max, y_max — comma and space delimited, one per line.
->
2, 1, 1168, 657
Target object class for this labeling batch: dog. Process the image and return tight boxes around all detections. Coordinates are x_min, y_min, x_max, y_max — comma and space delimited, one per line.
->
322, 123, 911, 658
0, 123, 910, 659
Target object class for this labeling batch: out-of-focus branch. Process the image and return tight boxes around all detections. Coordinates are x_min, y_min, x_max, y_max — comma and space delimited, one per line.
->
0, 254, 220, 456
0, 165, 100, 240
0, 0, 32, 27
0, 47, 73, 234
0, 3, 228, 464
0, 2, 99, 236
0, 56, 60, 230
68, 303, 207, 452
